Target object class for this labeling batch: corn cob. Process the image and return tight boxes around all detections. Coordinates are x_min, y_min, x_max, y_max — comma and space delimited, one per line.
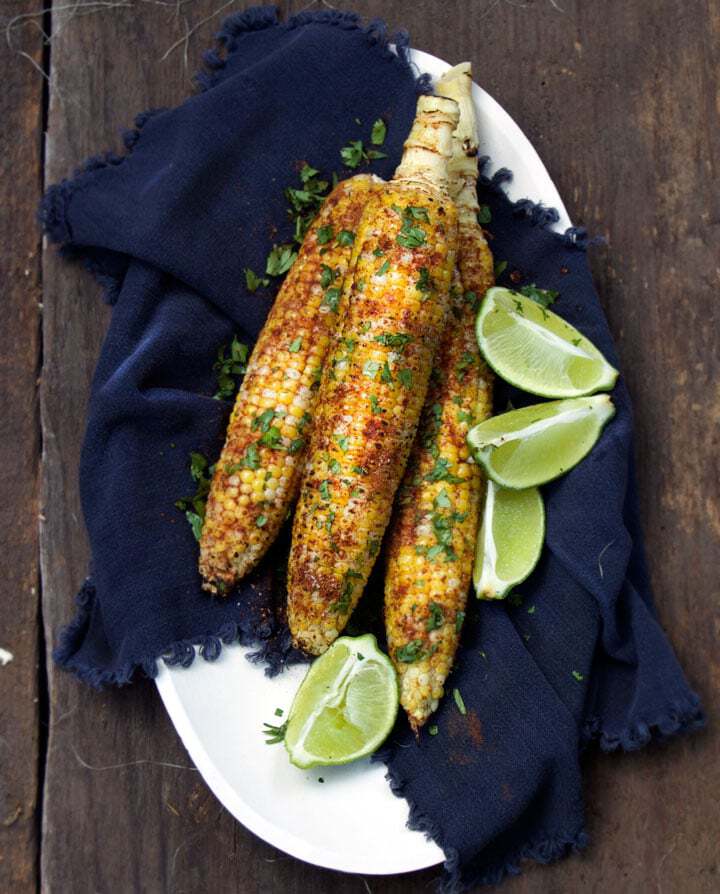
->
287, 95, 460, 655
385, 63, 495, 730
199, 174, 380, 593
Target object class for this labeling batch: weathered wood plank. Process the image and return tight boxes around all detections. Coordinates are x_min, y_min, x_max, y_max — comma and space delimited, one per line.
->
39, 1, 718, 892
0, 2, 44, 889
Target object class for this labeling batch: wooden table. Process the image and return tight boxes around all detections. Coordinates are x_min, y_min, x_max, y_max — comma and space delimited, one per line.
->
2, 1, 718, 890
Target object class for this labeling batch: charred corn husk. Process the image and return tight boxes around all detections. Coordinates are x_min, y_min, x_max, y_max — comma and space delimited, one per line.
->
385, 63, 495, 729
288, 95, 460, 655
199, 174, 380, 593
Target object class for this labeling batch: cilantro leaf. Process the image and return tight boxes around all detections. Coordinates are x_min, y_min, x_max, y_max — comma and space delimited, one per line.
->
371, 118, 387, 145
266, 244, 297, 276
426, 601, 444, 631
213, 336, 249, 400
340, 139, 365, 168
374, 332, 412, 350
244, 268, 270, 292
322, 287, 342, 313
336, 229, 355, 246
320, 264, 335, 288
519, 283, 560, 309
396, 640, 425, 663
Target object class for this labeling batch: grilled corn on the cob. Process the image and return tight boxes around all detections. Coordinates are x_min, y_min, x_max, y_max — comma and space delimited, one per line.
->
385, 63, 495, 729
288, 95, 460, 655
199, 174, 380, 593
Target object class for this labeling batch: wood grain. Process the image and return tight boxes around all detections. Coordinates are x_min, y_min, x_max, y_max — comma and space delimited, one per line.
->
0, 2, 43, 889
36, 1, 718, 892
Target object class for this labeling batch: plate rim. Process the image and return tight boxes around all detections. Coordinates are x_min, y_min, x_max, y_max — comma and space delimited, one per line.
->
157, 45, 572, 876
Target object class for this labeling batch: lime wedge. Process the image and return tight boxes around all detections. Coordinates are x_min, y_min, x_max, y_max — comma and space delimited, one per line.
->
284, 634, 398, 769
476, 287, 618, 398
474, 480, 544, 599
467, 395, 615, 489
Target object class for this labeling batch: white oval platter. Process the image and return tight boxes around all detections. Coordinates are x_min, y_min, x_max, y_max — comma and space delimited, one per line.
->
156, 47, 571, 877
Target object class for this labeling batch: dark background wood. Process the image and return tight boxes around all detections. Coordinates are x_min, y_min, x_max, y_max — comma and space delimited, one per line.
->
1, 0, 717, 891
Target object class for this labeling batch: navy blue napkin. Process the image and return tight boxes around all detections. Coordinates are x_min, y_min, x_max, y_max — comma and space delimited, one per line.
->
41, 7, 703, 890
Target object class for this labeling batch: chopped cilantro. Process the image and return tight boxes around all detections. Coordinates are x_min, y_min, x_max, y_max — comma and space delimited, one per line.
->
428, 725, 439, 736
319, 480, 332, 500
175, 451, 217, 540
213, 336, 249, 400
527, 605, 536, 615
477, 204, 492, 225
371, 118, 387, 145
256, 514, 267, 527
259, 425, 284, 450
340, 139, 365, 168
243, 443, 260, 469
373, 247, 385, 257
262, 720, 288, 745
252, 408, 277, 433
572, 670, 584, 682
455, 351, 476, 382
185, 511, 203, 541
317, 226, 334, 245
376, 259, 390, 276
380, 360, 393, 384
288, 336, 302, 353
426, 601, 444, 631
320, 264, 335, 288
455, 610, 465, 633
424, 457, 464, 484
434, 488, 451, 510
289, 438, 305, 455
322, 286, 342, 312
519, 283, 559, 309
367, 535, 381, 557
332, 568, 363, 613
374, 332, 412, 350
329, 458, 341, 474
369, 394, 384, 414
352, 465, 368, 475
244, 268, 269, 292
266, 244, 297, 276
415, 266, 433, 297
398, 368, 412, 388
363, 360, 381, 380
395, 640, 425, 663
463, 290, 479, 312
397, 226, 426, 249
405, 206, 430, 222
336, 229, 355, 246
457, 409, 473, 424
335, 434, 350, 452
453, 688, 467, 715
